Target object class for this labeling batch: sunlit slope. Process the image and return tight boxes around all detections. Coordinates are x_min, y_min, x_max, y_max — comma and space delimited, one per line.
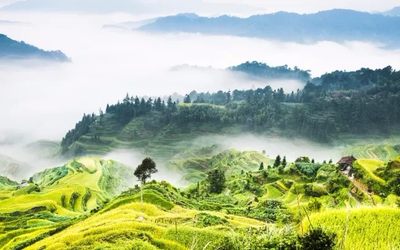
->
345, 143, 400, 161
0, 157, 133, 250
353, 159, 386, 185
27, 182, 264, 250
302, 207, 400, 250
169, 149, 272, 182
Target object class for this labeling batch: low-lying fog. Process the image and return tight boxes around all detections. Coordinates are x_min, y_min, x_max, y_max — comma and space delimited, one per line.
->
0, 10, 399, 183
207, 134, 343, 163
0, 133, 344, 186
1, 12, 400, 140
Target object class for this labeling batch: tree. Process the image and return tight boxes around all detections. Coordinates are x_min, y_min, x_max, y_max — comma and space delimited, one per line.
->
134, 158, 158, 203
282, 156, 287, 167
274, 155, 281, 168
259, 162, 264, 170
183, 94, 191, 104
207, 169, 225, 194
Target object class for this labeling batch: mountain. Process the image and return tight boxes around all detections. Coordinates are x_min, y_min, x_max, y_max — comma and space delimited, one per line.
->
138, 10, 400, 47
384, 6, 400, 16
59, 66, 400, 158
0, 34, 69, 61
229, 61, 311, 82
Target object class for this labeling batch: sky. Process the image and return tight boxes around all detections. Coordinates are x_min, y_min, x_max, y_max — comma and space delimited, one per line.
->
0, 0, 399, 16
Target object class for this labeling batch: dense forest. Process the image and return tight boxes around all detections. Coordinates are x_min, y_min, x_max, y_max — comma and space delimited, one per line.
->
61, 66, 400, 153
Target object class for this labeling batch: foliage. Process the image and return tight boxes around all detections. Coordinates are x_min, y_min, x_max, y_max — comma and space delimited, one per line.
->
134, 158, 158, 184
299, 227, 336, 250
207, 169, 226, 194
194, 213, 227, 227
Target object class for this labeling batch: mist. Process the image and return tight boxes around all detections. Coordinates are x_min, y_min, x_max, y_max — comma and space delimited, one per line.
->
105, 149, 188, 187
205, 134, 343, 163
0, 10, 400, 178
1, 12, 399, 142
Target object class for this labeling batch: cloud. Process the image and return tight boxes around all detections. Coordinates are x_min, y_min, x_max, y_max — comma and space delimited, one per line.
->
0, 11, 400, 143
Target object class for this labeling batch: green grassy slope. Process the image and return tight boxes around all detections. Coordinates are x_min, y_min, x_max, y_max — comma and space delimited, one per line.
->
0, 157, 133, 249
302, 207, 400, 250
345, 143, 400, 161
169, 148, 272, 182
1, 152, 399, 249
26, 182, 265, 250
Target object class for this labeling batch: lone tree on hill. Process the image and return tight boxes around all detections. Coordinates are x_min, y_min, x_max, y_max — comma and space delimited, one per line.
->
134, 157, 158, 203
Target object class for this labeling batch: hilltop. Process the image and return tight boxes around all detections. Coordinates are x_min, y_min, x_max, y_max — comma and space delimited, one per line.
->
0, 34, 69, 62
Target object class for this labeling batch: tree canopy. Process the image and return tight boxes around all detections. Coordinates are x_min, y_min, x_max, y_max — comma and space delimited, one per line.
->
134, 158, 158, 185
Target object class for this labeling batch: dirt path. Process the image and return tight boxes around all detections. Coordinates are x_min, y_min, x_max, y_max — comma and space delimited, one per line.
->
341, 169, 376, 205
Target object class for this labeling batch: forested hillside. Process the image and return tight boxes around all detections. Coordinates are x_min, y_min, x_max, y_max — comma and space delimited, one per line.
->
61, 66, 400, 156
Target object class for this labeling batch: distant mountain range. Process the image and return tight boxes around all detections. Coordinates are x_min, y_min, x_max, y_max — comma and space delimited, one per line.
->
135, 10, 400, 47
385, 6, 400, 16
0, 34, 69, 61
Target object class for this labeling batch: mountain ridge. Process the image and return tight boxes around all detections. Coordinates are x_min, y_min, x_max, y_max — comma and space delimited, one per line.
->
0, 33, 69, 62
136, 9, 400, 47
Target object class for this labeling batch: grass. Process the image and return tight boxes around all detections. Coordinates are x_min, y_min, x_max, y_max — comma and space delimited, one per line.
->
302, 207, 400, 250
353, 159, 386, 186
345, 143, 400, 161
0, 157, 133, 249
26, 200, 263, 250
1, 152, 399, 249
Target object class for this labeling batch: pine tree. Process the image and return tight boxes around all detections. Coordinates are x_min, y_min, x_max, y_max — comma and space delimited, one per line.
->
282, 156, 287, 167
274, 155, 281, 168
207, 169, 225, 194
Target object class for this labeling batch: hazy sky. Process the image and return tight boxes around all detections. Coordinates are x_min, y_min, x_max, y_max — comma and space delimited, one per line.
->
0, 0, 398, 16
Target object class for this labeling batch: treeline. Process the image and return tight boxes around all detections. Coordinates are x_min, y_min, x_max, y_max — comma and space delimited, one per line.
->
61, 66, 400, 153
229, 61, 311, 82
105, 95, 178, 125
61, 114, 96, 152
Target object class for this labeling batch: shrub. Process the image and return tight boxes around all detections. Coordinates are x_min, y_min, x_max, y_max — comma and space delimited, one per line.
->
299, 228, 336, 250
307, 199, 322, 212
195, 213, 227, 227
